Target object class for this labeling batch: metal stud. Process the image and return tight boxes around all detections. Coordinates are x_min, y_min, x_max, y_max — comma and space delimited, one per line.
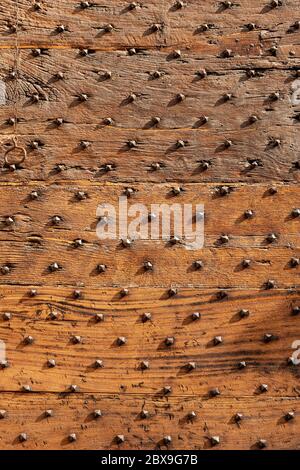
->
122, 238, 132, 247
117, 336, 127, 346
80, 141, 90, 150
6, 117, 15, 126
192, 312, 201, 321
93, 409, 102, 419
169, 287, 178, 297
72, 335, 82, 344
33, 2, 42, 10
163, 385, 172, 395
257, 439, 267, 449
235, 413, 243, 422
270, 92, 280, 101
210, 387, 220, 397
186, 361, 196, 371
97, 264, 107, 273
152, 116, 161, 125
140, 410, 149, 419
102, 71, 112, 79
152, 70, 162, 79
249, 115, 258, 124
247, 23, 256, 31
270, 0, 280, 7
163, 435, 172, 445
263, 333, 276, 343
267, 233, 277, 243
213, 336, 223, 345
210, 436, 220, 446
265, 279, 275, 289
32, 48, 41, 56
144, 260, 153, 271
128, 2, 138, 9
291, 208, 300, 218
0, 410, 7, 419
260, 383, 268, 393
56, 25, 66, 33
49, 262, 60, 272
218, 290, 228, 300
55, 71, 64, 80
172, 186, 183, 196
80, 1, 91, 8
103, 117, 113, 126
128, 48, 136, 55
0, 360, 9, 369
242, 259, 251, 268
176, 139, 185, 148
196, 69, 207, 78
30, 190, 39, 200
73, 289, 82, 299
247, 69, 256, 78
24, 335, 34, 345
287, 357, 298, 366
116, 435, 125, 444
45, 409, 53, 418
238, 361, 247, 369
140, 360, 150, 370
19, 433, 28, 442
69, 384, 79, 393
223, 49, 233, 58
104, 23, 114, 33
187, 411, 197, 420
76, 191, 88, 202
55, 118, 64, 126
290, 257, 300, 267
120, 288, 129, 297
47, 359, 56, 368
165, 336, 175, 346
80, 48, 89, 56
268, 186, 278, 195
176, 93, 185, 103
2, 312, 12, 321
292, 306, 300, 316
94, 359, 103, 368
142, 312, 152, 322
31, 93, 39, 103
29, 289, 37, 297
5, 216, 14, 226
127, 140, 137, 148
68, 433, 77, 442
194, 260, 204, 270
219, 234, 229, 244
22, 385, 32, 392
222, 0, 232, 7
124, 187, 135, 197
173, 49, 181, 58
73, 239, 84, 248
285, 411, 295, 421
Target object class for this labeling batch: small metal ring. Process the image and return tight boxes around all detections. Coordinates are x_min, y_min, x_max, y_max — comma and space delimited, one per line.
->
4, 138, 27, 166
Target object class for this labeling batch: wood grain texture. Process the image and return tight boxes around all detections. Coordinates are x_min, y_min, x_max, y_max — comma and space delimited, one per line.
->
0, 0, 299, 55
0, 0, 299, 450
0, 394, 299, 450
0, 286, 299, 396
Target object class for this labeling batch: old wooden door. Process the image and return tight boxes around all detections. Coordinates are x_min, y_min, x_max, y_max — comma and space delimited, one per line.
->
0, 0, 299, 450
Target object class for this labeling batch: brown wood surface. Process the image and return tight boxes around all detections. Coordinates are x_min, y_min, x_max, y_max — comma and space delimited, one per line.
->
0, 287, 300, 396
0, 394, 299, 450
0, 0, 300, 450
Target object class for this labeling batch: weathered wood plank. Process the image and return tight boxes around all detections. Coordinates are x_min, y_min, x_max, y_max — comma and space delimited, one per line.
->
1, 0, 299, 55
0, 394, 299, 449
0, 239, 299, 288
0, 286, 299, 396
0, 183, 299, 237
14, 50, 299, 131
0, 125, 299, 183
